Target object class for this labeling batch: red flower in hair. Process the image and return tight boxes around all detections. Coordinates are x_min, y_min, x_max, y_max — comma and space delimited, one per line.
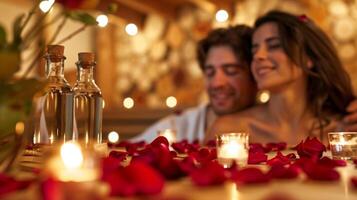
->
298, 14, 309, 22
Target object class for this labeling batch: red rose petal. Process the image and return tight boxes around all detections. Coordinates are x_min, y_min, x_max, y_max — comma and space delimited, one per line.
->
293, 137, 326, 158
267, 152, 292, 166
268, 165, 300, 179
40, 177, 63, 200
250, 143, 267, 153
303, 162, 340, 181
0, 173, 32, 197
248, 151, 268, 164
190, 161, 227, 186
125, 161, 165, 194
151, 136, 170, 148
233, 167, 270, 184
319, 157, 347, 168
351, 177, 357, 189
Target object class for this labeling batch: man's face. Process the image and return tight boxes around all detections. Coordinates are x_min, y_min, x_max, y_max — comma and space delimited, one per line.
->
203, 45, 256, 115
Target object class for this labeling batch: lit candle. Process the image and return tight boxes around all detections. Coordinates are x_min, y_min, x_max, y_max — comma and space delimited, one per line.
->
329, 132, 357, 160
216, 133, 249, 168
47, 142, 99, 182
44, 142, 108, 200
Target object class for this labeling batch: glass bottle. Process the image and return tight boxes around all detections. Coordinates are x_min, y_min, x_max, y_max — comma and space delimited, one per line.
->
33, 45, 74, 144
73, 52, 103, 146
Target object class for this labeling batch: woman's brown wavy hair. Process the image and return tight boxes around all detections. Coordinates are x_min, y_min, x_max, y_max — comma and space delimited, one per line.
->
254, 10, 355, 139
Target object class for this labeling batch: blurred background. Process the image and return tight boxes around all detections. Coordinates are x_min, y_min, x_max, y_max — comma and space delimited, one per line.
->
1, 0, 357, 139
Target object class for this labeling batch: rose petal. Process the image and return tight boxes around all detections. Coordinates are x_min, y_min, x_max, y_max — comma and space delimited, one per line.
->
104, 170, 136, 196
40, 177, 63, 200
205, 139, 216, 147
189, 148, 216, 165
319, 157, 347, 168
151, 136, 170, 148
190, 161, 227, 186
249, 143, 267, 153
233, 167, 270, 184
303, 162, 340, 181
266, 152, 292, 166
124, 161, 165, 194
351, 177, 357, 189
268, 165, 300, 179
248, 151, 268, 164
0, 173, 32, 197
293, 137, 326, 158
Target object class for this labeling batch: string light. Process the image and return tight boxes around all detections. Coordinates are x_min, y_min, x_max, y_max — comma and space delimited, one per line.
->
215, 9, 229, 22
125, 23, 138, 36
258, 91, 270, 103
108, 131, 119, 143
123, 97, 134, 109
39, 0, 54, 13
166, 96, 177, 108
96, 14, 109, 27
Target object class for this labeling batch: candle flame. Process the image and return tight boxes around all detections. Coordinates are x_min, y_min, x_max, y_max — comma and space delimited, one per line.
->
61, 142, 83, 170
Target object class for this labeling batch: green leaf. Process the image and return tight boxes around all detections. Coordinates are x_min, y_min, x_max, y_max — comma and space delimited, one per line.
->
67, 11, 98, 25
11, 14, 25, 50
0, 25, 7, 49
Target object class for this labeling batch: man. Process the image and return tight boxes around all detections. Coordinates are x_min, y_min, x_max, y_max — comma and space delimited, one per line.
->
132, 25, 257, 142
132, 25, 357, 143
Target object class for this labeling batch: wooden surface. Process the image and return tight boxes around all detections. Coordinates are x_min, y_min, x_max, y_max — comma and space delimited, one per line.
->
5, 149, 357, 200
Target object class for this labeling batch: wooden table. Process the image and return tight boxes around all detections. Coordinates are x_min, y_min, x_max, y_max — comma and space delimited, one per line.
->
4, 149, 357, 200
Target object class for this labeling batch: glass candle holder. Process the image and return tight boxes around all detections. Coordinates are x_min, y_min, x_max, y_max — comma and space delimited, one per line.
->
216, 133, 249, 168
328, 132, 357, 160
158, 129, 177, 144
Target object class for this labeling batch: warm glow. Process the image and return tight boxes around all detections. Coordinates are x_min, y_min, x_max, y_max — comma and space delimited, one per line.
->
125, 23, 138, 36
123, 97, 134, 109
96, 14, 109, 27
61, 142, 83, 170
108, 131, 119, 143
102, 100, 105, 109
259, 91, 270, 103
166, 96, 177, 108
39, 0, 54, 13
15, 121, 25, 135
215, 9, 229, 22
158, 129, 177, 144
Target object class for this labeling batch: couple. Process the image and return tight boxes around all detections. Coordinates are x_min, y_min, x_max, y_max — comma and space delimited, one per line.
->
133, 10, 357, 145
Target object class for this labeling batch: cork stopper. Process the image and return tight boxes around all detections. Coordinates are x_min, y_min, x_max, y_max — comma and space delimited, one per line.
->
47, 45, 64, 56
78, 52, 95, 62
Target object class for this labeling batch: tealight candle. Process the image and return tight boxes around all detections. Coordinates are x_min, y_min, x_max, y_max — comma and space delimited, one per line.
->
45, 142, 108, 200
158, 129, 177, 144
216, 133, 249, 168
328, 132, 357, 160
47, 142, 99, 182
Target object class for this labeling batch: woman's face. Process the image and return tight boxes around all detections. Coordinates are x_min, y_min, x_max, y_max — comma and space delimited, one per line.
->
251, 22, 305, 92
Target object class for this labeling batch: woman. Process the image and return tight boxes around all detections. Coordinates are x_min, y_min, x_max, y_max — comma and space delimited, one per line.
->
208, 10, 355, 145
